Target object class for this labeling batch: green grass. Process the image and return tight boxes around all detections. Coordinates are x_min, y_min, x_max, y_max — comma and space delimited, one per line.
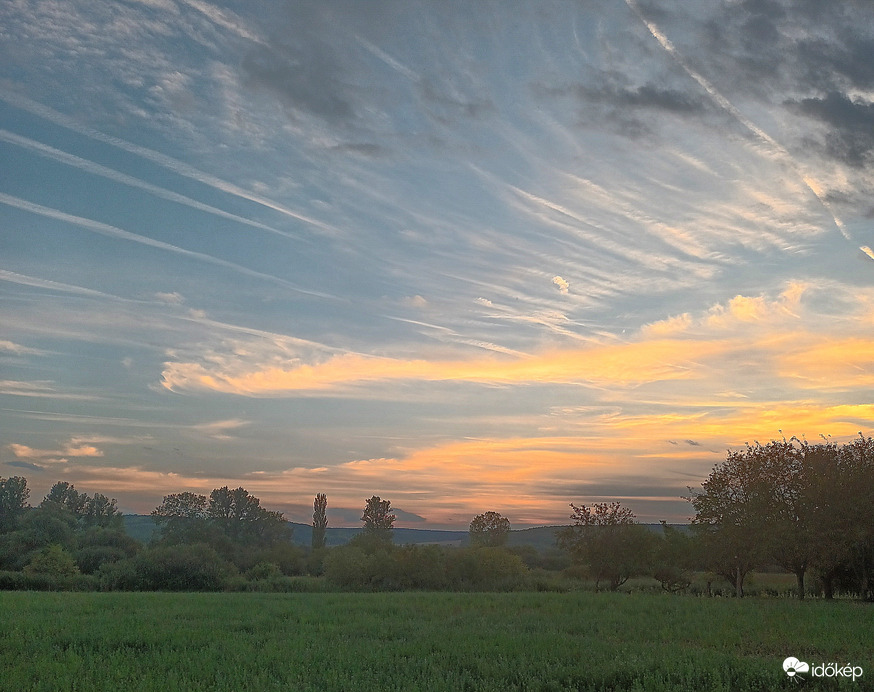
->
1, 591, 870, 691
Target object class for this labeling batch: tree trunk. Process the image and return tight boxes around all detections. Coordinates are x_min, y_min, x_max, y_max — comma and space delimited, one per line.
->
795, 568, 805, 600
735, 567, 744, 598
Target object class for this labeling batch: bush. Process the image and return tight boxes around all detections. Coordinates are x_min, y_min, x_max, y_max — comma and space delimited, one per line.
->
246, 561, 282, 581
0, 569, 97, 591
445, 547, 528, 590
323, 546, 393, 590
75, 545, 129, 575
24, 544, 79, 577
99, 543, 234, 591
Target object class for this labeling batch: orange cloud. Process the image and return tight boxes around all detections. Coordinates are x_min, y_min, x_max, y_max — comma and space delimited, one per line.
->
161, 338, 729, 395
778, 337, 874, 389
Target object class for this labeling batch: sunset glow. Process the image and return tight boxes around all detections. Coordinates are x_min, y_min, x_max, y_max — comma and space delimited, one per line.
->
2, 1, 873, 528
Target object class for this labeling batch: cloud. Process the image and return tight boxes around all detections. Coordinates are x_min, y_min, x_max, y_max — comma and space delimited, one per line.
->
402, 295, 428, 309
161, 337, 728, 396
0, 340, 45, 356
154, 292, 185, 305
241, 34, 355, 124
552, 276, 569, 294
189, 419, 250, 440
789, 92, 874, 167
0, 129, 293, 240
0, 92, 338, 235
0, 380, 97, 400
7, 439, 104, 459
0, 193, 334, 300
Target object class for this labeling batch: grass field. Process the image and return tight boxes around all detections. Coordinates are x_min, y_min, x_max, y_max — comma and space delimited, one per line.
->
1, 591, 870, 691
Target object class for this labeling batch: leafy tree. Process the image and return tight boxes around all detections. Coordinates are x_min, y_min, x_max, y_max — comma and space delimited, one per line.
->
152, 492, 210, 544
689, 446, 776, 597
361, 495, 395, 542
652, 522, 695, 593
82, 493, 121, 528
312, 493, 328, 550
42, 481, 86, 516
207, 486, 288, 545
557, 502, 652, 591
41, 482, 122, 530
0, 476, 30, 533
24, 544, 79, 577
829, 435, 874, 600
469, 511, 511, 547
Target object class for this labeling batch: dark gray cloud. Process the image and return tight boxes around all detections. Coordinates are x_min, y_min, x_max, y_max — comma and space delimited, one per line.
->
242, 39, 355, 124
419, 79, 495, 124
789, 92, 874, 167
6, 460, 42, 471
533, 77, 710, 139
540, 477, 692, 502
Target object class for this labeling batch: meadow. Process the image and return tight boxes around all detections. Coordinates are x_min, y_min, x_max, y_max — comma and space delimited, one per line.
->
1, 590, 870, 691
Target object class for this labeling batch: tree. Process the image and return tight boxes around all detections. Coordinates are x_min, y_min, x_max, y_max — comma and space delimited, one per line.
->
0, 476, 30, 533
207, 486, 288, 545
690, 446, 772, 598
557, 502, 652, 591
652, 522, 695, 593
361, 495, 395, 542
42, 481, 86, 516
312, 493, 328, 550
690, 438, 853, 599
152, 492, 210, 544
82, 493, 122, 529
40, 482, 121, 530
469, 511, 511, 547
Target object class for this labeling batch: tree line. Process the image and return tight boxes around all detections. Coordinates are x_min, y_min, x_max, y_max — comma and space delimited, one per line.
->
1, 435, 872, 598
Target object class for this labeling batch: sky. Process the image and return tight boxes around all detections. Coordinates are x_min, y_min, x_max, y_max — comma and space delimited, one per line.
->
2, 0, 874, 529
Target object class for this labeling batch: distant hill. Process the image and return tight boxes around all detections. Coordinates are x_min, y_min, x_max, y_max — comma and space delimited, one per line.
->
122, 516, 685, 548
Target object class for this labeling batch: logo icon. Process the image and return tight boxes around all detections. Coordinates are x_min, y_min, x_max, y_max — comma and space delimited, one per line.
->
784, 657, 810, 680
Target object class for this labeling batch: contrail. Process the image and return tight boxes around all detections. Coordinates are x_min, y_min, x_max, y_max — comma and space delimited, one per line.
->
624, 0, 853, 243
0, 193, 338, 300
0, 129, 300, 241
0, 90, 339, 236
0, 268, 123, 300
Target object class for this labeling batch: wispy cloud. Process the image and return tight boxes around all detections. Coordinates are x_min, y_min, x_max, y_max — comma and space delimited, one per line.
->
0, 340, 46, 356
0, 91, 340, 235
0, 129, 297, 240
0, 193, 336, 300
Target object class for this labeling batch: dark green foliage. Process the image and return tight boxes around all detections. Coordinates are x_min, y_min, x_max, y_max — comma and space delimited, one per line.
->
652, 523, 696, 592
690, 436, 874, 599
468, 511, 510, 547
246, 561, 282, 581
0, 476, 30, 533
312, 493, 327, 550
100, 544, 233, 591
445, 547, 528, 590
558, 502, 654, 591
24, 544, 79, 576
361, 495, 395, 543
152, 487, 291, 562
41, 482, 122, 529
323, 543, 528, 591
0, 570, 98, 591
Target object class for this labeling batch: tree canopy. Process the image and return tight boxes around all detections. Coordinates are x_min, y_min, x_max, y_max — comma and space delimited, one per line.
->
469, 511, 511, 548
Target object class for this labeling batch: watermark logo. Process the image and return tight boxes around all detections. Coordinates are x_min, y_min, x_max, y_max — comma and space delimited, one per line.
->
783, 657, 863, 682
783, 657, 810, 679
